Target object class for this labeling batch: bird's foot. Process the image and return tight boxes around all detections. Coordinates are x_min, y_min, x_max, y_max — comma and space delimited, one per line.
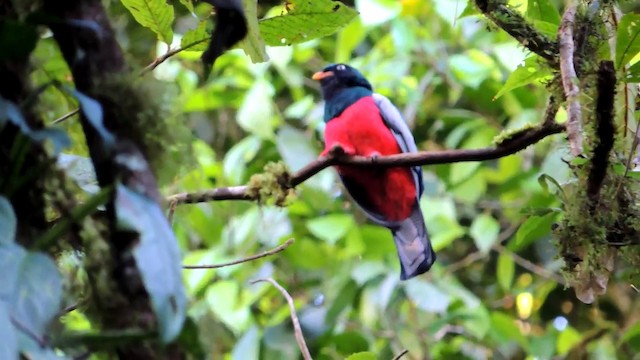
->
326, 143, 356, 157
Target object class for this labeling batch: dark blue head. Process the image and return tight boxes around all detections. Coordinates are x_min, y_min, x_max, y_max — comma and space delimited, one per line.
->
312, 64, 373, 122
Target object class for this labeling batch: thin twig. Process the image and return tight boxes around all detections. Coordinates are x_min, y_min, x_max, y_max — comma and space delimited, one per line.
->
167, 199, 178, 224
52, 108, 80, 124
140, 37, 212, 75
51, 37, 211, 125
183, 238, 294, 269
444, 251, 484, 274
492, 243, 567, 286
393, 349, 410, 360
11, 316, 47, 348
559, 2, 583, 156
250, 277, 312, 360
167, 122, 565, 205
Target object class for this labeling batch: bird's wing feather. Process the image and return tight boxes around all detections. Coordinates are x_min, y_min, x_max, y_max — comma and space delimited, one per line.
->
372, 93, 424, 197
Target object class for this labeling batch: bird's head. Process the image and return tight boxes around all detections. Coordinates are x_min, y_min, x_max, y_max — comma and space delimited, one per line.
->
312, 64, 373, 101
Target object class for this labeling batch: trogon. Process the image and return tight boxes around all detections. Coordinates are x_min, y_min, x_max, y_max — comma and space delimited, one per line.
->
312, 63, 436, 280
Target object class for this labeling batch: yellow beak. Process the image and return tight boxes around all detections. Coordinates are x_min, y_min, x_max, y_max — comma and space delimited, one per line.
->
312, 71, 334, 80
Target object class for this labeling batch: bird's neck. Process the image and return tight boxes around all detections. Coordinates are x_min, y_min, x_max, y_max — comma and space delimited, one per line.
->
324, 87, 372, 122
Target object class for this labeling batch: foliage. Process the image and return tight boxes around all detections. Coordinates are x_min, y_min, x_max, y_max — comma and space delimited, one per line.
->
1, 0, 640, 359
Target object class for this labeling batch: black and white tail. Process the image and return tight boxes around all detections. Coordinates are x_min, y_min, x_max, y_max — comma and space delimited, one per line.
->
391, 202, 436, 280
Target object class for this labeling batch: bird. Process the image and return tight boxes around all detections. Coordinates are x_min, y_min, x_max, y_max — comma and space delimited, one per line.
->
312, 63, 436, 280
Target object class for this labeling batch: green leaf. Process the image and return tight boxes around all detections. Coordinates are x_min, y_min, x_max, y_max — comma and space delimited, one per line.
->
0, 303, 18, 360
345, 351, 377, 360
470, 214, 500, 254
333, 331, 369, 355
355, 0, 401, 26
306, 214, 354, 245
259, 0, 357, 46
205, 281, 251, 333
238, 0, 268, 62
624, 58, 640, 83
121, 0, 174, 45
616, 14, 640, 67
404, 279, 451, 313
326, 280, 358, 324
178, 0, 194, 13
510, 212, 556, 251
180, 20, 209, 52
619, 321, 640, 352
490, 312, 527, 348
556, 326, 581, 355
494, 56, 551, 99
0, 197, 16, 245
115, 184, 186, 343
497, 252, 515, 291
526, 0, 560, 25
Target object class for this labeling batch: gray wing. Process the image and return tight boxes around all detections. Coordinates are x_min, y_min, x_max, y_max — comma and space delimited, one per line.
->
372, 93, 424, 198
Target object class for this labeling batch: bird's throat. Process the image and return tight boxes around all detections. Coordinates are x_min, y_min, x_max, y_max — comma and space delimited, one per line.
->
323, 87, 372, 122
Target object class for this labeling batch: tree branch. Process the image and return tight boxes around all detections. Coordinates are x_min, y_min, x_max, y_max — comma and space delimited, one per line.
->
140, 37, 212, 75
474, 0, 559, 64
492, 243, 567, 285
393, 349, 410, 360
167, 121, 565, 205
250, 278, 311, 360
183, 238, 294, 269
559, 2, 583, 156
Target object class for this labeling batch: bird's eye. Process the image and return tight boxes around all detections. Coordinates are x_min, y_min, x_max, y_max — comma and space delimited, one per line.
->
336, 64, 346, 71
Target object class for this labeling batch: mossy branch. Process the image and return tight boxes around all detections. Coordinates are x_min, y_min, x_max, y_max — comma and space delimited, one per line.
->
474, 0, 559, 65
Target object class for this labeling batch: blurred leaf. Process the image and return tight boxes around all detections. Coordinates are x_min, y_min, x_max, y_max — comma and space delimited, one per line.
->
176, 317, 206, 359
306, 214, 354, 245
404, 280, 451, 313
355, 0, 401, 26
206, 281, 250, 333
619, 321, 640, 352
223, 135, 262, 184
625, 61, 640, 83
0, 246, 62, 353
260, 0, 357, 46
0, 197, 16, 245
232, 325, 260, 360
276, 126, 317, 172
115, 184, 186, 343
326, 280, 358, 324
178, 0, 194, 13
556, 326, 582, 355
470, 214, 500, 254
237, 79, 277, 139
121, 0, 174, 45
238, 0, 268, 62
0, 303, 17, 360
494, 56, 551, 99
334, 331, 369, 355
526, 0, 560, 25
336, 18, 365, 62
530, 328, 557, 359
497, 252, 515, 291
489, 312, 527, 348
71, 90, 115, 147
345, 351, 377, 360
448, 50, 498, 88
56, 154, 99, 194
510, 212, 556, 251
181, 20, 209, 52
616, 14, 640, 67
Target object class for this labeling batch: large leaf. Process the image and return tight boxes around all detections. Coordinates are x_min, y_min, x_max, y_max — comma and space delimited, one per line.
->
616, 14, 640, 67
238, 0, 268, 62
259, 0, 357, 46
115, 184, 186, 343
11, 253, 62, 346
497, 252, 515, 291
0, 303, 18, 360
121, 0, 174, 45
0, 197, 16, 245
494, 56, 552, 99
526, 0, 560, 25
180, 20, 210, 52
404, 279, 451, 313
236, 79, 278, 139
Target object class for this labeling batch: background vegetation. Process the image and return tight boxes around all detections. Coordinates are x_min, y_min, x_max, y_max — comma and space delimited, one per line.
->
1, 0, 640, 359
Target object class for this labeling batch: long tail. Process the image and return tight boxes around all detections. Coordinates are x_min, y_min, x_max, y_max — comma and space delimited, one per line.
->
391, 202, 436, 280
